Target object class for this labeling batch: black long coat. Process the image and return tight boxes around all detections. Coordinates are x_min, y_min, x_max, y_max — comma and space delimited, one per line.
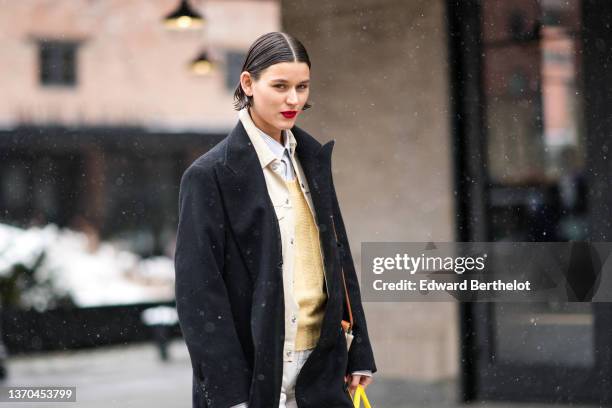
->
174, 120, 377, 408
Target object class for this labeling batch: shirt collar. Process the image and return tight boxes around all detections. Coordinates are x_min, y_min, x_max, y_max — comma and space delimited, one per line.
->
238, 107, 298, 169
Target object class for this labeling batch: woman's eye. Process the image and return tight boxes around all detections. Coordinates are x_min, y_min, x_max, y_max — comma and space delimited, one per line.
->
273, 84, 308, 90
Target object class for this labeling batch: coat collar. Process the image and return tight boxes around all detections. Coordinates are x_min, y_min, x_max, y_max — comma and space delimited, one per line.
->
237, 108, 298, 168
224, 117, 334, 176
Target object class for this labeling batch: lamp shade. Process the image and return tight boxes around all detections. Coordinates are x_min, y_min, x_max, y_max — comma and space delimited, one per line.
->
190, 51, 213, 75
163, 0, 204, 30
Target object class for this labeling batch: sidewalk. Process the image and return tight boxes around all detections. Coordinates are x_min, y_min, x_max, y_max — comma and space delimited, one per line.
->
5, 340, 192, 408
3, 340, 598, 407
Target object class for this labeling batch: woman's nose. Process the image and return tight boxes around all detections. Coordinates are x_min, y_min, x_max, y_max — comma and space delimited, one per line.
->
286, 88, 298, 105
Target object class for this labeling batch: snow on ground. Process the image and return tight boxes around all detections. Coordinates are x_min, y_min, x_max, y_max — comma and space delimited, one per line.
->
0, 223, 174, 310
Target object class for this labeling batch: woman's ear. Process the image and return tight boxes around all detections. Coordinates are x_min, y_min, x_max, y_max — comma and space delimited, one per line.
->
239, 72, 253, 97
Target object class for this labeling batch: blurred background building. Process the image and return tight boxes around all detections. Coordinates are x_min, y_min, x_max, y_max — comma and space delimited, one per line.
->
1, 0, 611, 405
0, 0, 278, 256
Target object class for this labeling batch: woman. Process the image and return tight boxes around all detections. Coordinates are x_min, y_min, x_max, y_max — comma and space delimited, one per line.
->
174, 32, 376, 408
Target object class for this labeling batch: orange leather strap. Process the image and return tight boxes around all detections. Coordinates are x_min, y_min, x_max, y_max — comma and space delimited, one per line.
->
331, 215, 353, 332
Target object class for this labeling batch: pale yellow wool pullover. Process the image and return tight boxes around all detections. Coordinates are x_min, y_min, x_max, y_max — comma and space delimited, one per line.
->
285, 178, 327, 350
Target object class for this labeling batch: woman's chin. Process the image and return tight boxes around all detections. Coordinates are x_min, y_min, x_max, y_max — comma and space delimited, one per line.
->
278, 118, 297, 128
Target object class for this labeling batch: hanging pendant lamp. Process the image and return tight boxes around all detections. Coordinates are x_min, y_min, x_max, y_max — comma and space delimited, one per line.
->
163, 0, 204, 30
190, 50, 213, 75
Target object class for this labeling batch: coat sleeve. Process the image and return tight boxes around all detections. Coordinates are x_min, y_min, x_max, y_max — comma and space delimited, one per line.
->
175, 163, 252, 407
330, 178, 378, 375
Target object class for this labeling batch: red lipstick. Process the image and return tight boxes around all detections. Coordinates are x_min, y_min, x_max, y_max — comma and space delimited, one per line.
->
281, 111, 297, 119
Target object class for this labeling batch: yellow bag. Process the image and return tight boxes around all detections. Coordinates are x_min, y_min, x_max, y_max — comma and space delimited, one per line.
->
349, 385, 373, 408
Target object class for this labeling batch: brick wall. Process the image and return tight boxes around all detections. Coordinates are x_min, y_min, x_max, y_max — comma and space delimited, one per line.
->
0, 0, 278, 130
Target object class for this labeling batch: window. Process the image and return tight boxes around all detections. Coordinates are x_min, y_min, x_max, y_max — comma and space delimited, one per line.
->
225, 51, 246, 91
39, 41, 79, 87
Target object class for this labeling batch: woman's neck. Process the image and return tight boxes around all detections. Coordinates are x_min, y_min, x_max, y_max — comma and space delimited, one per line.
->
248, 108, 283, 144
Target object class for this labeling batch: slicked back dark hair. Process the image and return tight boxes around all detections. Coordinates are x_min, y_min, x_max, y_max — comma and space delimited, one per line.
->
233, 32, 312, 111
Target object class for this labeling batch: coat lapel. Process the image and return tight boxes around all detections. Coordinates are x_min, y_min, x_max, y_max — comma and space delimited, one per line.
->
217, 121, 282, 285
217, 122, 287, 403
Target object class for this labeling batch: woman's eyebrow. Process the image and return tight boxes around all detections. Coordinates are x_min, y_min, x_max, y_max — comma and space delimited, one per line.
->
270, 78, 310, 84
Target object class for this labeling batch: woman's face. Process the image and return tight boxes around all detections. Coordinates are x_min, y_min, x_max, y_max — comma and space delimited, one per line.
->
240, 61, 310, 138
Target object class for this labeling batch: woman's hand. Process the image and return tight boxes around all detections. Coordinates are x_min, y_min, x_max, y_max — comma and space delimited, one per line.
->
344, 374, 373, 395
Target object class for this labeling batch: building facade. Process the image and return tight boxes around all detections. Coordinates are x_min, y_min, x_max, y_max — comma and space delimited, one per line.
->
0, 0, 278, 257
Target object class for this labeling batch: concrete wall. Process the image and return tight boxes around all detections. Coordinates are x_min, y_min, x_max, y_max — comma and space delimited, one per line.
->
282, 0, 458, 381
0, 0, 278, 131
